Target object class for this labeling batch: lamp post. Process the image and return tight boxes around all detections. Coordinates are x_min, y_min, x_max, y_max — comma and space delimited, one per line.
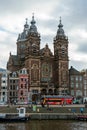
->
28, 91, 32, 102
46, 80, 48, 95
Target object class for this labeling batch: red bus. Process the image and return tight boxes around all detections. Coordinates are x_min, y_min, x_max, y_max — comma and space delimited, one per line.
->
41, 95, 73, 105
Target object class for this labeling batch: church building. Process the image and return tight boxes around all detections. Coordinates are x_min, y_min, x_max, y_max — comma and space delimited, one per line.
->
7, 15, 69, 96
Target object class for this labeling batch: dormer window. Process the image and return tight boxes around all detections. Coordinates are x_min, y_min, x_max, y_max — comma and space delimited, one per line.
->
19, 68, 27, 74
12, 72, 17, 77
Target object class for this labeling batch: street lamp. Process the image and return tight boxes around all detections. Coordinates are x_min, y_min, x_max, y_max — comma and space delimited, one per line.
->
47, 80, 49, 95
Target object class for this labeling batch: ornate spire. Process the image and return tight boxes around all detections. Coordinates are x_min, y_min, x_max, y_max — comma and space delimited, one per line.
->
29, 13, 37, 33
31, 13, 36, 25
10, 52, 11, 56
57, 17, 65, 37
17, 18, 29, 41
24, 18, 29, 30
45, 44, 49, 49
58, 17, 63, 28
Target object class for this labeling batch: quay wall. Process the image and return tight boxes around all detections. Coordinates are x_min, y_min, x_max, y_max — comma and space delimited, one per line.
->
29, 113, 77, 120
4, 113, 78, 120
0, 104, 86, 120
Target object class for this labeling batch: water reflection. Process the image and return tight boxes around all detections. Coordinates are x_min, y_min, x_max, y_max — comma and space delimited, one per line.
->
29, 120, 87, 130
0, 120, 87, 130
0, 123, 26, 130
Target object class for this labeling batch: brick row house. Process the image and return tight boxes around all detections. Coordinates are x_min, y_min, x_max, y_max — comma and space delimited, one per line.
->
8, 71, 19, 104
0, 69, 8, 103
69, 66, 84, 98
8, 68, 29, 104
69, 66, 87, 103
81, 69, 87, 98
18, 68, 29, 104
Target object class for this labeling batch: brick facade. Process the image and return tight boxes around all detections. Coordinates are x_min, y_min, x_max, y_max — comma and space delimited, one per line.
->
7, 16, 69, 95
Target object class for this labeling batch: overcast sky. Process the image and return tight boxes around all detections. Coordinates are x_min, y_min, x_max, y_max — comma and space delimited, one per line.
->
0, 0, 87, 71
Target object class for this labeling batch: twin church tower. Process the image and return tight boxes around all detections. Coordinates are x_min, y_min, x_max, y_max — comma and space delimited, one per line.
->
7, 15, 69, 95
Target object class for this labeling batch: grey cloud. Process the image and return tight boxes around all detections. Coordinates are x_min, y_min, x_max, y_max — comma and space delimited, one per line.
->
0, 0, 87, 70
77, 41, 87, 54
0, 26, 18, 36
0, 0, 59, 16
41, 34, 53, 44
37, 18, 58, 32
69, 60, 87, 71
0, 0, 42, 15
51, 0, 87, 29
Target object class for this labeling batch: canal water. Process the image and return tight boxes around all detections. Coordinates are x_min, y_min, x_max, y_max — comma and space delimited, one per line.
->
0, 120, 87, 130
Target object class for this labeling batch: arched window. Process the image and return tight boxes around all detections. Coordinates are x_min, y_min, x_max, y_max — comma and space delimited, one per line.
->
32, 64, 38, 80
42, 63, 49, 77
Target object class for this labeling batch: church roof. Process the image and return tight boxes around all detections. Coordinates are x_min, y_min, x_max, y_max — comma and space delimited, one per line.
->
17, 18, 29, 41
11, 55, 20, 66
17, 15, 39, 41
56, 17, 66, 38
28, 14, 38, 34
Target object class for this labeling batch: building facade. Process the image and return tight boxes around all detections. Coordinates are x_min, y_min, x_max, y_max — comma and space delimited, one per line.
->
7, 15, 69, 96
0, 68, 8, 103
18, 68, 29, 104
81, 69, 87, 98
8, 71, 19, 104
8, 68, 29, 104
69, 66, 84, 98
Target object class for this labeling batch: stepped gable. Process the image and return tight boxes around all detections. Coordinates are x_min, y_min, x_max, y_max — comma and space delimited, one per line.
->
10, 55, 20, 66
7, 52, 20, 66
40, 44, 53, 57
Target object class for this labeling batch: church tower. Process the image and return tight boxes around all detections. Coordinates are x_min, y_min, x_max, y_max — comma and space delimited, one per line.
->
25, 14, 40, 57
24, 15, 41, 92
17, 18, 29, 61
53, 17, 69, 95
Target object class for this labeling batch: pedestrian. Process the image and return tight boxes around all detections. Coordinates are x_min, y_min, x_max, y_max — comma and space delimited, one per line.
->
71, 108, 76, 115
80, 108, 84, 114
41, 102, 44, 107
47, 102, 49, 110
61, 101, 64, 106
